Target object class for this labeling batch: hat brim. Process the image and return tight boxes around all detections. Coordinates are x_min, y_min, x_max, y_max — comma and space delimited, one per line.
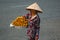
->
26, 9, 43, 13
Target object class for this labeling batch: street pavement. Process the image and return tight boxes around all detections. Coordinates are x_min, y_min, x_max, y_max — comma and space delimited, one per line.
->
0, 0, 60, 40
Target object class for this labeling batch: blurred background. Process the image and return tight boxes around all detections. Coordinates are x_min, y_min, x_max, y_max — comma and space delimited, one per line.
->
0, 0, 60, 40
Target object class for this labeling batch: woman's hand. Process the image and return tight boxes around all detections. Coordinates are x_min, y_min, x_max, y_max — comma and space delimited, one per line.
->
35, 35, 39, 40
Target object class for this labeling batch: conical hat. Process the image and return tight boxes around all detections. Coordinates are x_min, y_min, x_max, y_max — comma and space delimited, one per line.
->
26, 2, 43, 13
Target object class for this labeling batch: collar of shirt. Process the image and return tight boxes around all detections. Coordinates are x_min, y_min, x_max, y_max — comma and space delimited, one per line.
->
31, 15, 37, 20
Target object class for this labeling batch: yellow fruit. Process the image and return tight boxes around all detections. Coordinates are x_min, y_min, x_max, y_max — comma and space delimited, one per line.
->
11, 16, 28, 27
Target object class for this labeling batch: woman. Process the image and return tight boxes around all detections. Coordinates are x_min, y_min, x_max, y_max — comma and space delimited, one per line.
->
10, 2, 43, 40
24, 2, 43, 40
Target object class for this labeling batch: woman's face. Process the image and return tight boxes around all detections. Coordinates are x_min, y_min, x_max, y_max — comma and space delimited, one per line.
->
30, 9, 37, 14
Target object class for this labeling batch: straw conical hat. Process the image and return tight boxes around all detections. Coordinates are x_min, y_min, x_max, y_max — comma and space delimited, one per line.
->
26, 2, 43, 13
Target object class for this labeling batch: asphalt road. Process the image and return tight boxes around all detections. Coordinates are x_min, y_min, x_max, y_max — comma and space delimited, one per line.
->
0, 0, 60, 40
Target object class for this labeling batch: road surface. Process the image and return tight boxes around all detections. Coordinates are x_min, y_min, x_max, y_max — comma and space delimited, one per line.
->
0, 0, 60, 40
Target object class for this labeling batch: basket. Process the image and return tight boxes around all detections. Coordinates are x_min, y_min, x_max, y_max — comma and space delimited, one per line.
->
11, 16, 28, 27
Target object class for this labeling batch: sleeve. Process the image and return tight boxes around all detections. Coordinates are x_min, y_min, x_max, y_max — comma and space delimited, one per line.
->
23, 13, 30, 28
23, 13, 29, 19
35, 17, 40, 39
35, 28, 40, 39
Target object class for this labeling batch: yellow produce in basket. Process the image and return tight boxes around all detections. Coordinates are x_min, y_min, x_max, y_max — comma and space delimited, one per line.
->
11, 16, 28, 27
